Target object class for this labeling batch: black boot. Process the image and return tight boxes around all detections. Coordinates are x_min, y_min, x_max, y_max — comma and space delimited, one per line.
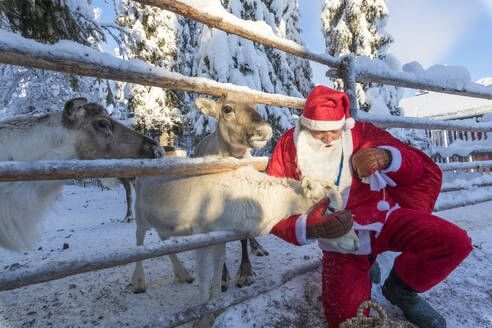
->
368, 255, 381, 284
382, 269, 446, 328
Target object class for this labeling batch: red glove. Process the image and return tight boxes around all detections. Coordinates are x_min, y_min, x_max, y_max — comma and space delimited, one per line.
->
352, 147, 392, 178
306, 198, 353, 239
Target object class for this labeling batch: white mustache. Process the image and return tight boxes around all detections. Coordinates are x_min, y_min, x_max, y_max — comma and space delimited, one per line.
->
325, 138, 341, 147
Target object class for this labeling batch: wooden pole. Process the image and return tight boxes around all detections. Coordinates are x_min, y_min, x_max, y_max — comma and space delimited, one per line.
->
127, 260, 322, 327
0, 231, 253, 292
0, 37, 305, 110
136, 0, 492, 101
0, 157, 269, 182
439, 159, 492, 171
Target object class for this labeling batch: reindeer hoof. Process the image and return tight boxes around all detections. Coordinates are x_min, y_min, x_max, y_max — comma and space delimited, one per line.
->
236, 273, 256, 287
175, 275, 194, 284
133, 287, 146, 294
121, 216, 135, 223
250, 245, 269, 256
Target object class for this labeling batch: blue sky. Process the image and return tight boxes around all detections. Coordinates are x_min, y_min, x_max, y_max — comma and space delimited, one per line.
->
298, 0, 492, 85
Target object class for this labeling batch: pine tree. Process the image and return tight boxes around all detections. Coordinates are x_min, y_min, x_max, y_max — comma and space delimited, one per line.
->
116, 0, 184, 142
0, 0, 116, 119
192, 0, 314, 155
321, 0, 403, 116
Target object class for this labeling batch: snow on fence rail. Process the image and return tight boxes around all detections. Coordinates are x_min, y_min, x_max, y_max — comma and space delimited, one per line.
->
0, 157, 488, 183
139, 1, 492, 99
1, 29, 492, 131
0, 157, 269, 182
0, 231, 252, 292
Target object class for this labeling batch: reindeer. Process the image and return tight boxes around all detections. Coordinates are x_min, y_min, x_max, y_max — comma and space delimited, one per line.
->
133, 166, 359, 328
0, 97, 164, 252
193, 93, 273, 290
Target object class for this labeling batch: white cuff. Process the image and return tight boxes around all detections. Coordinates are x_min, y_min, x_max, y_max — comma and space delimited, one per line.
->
379, 146, 402, 173
295, 214, 316, 245
361, 171, 397, 191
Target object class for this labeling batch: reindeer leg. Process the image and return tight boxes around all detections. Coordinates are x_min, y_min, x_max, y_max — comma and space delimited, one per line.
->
236, 239, 256, 287
222, 262, 230, 292
249, 237, 269, 256
169, 254, 194, 284
132, 225, 147, 293
120, 178, 134, 223
194, 246, 218, 328
157, 231, 194, 284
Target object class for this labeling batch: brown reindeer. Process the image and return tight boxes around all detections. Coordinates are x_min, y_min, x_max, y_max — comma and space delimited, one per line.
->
0, 97, 164, 251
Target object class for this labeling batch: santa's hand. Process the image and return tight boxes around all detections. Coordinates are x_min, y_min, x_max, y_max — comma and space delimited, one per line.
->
352, 147, 392, 178
305, 199, 353, 239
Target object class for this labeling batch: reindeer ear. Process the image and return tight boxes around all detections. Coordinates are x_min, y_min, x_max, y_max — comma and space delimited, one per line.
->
63, 97, 88, 128
194, 97, 220, 120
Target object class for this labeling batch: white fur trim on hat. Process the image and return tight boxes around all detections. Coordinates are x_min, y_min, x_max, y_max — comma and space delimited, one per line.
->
344, 117, 355, 130
300, 115, 345, 131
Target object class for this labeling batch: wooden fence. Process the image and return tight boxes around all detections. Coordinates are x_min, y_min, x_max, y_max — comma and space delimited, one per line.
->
1, 0, 492, 325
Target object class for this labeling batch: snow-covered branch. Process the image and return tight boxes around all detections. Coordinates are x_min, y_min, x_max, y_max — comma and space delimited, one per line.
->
135, 0, 342, 70
0, 157, 269, 182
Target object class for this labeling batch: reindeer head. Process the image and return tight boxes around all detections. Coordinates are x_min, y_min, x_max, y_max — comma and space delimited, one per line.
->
194, 93, 273, 152
63, 98, 164, 160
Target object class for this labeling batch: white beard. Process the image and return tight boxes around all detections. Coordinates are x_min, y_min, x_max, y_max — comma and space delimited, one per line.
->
295, 129, 343, 186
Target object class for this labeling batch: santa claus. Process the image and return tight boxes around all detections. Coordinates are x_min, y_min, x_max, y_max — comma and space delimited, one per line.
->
266, 85, 472, 328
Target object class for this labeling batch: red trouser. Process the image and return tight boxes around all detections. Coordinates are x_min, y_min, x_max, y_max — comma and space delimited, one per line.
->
321, 208, 473, 328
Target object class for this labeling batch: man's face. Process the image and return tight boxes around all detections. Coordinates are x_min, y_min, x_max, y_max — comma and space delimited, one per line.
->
308, 128, 342, 147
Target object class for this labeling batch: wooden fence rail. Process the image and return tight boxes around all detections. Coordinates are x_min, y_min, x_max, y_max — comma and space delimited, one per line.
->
0, 157, 488, 183
1, 34, 491, 132
0, 231, 252, 292
0, 157, 269, 182
140, 0, 492, 101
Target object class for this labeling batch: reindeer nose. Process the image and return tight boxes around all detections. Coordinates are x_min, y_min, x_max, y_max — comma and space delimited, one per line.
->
256, 124, 273, 140
153, 145, 165, 158
142, 141, 165, 158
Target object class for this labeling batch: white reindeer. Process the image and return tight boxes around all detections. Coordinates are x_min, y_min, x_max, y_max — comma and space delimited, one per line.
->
0, 97, 164, 252
132, 166, 359, 328
193, 92, 273, 290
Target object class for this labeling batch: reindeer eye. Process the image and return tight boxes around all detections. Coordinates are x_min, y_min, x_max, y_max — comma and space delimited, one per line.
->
222, 105, 233, 114
96, 119, 111, 130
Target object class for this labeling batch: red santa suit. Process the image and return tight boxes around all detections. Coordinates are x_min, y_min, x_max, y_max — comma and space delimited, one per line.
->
266, 86, 473, 328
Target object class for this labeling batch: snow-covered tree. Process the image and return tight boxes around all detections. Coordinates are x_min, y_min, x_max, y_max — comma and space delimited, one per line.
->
191, 0, 314, 155
321, 0, 404, 116
0, 0, 119, 120
116, 0, 185, 141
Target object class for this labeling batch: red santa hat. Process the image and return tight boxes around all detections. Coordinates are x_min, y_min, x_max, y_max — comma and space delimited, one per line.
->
300, 85, 355, 131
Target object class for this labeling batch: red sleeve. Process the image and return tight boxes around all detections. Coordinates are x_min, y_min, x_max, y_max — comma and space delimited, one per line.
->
270, 214, 302, 245
267, 130, 302, 245
356, 122, 442, 213
385, 147, 425, 185
356, 122, 425, 185
266, 133, 288, 178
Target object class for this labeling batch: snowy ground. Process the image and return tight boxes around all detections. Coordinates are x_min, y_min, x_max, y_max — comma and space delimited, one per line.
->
0, 183, 491, 328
